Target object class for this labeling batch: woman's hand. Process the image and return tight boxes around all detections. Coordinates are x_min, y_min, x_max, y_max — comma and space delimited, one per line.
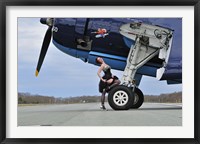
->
101, 78, 106, 82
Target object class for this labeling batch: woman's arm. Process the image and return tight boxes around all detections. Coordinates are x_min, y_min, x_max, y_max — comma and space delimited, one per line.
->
97, 64, 106, 82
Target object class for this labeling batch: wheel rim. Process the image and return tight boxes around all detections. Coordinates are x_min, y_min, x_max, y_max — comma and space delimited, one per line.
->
113, 90, 129, 106
134, 93, 139, 105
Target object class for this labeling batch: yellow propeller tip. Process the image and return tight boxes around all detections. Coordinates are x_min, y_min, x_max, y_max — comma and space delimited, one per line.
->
35, 70, 39, 77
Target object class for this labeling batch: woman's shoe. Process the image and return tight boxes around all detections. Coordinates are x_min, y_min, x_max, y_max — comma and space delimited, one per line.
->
100, 105, 106, 110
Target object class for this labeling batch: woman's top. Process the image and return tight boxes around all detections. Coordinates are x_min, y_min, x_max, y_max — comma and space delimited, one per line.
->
102, 65, 112, 80
98, 64, 118, 93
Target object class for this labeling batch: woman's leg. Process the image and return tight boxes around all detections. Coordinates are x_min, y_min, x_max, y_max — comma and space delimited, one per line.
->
106, 79, 121, 90
114, 79, 121, 85
101, 89, 106, 105
106, 78, 114, 84
100, 89, 106, 109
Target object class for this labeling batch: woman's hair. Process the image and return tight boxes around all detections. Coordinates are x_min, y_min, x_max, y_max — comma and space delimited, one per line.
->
95, 57, 102, 64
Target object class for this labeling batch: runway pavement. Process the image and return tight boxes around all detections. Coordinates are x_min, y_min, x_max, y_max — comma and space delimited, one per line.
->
18, 102, 182, 126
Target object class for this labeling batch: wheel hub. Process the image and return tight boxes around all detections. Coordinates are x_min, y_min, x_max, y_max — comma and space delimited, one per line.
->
113, 90, 129, 106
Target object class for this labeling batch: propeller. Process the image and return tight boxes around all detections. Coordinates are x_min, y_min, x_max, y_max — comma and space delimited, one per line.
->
35, 18, 54, 77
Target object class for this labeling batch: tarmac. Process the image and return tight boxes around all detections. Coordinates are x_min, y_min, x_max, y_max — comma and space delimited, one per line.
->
18, 102, 182, 126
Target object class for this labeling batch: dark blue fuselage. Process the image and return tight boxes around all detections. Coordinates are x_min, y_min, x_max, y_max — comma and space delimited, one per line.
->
51, 18, 182, 84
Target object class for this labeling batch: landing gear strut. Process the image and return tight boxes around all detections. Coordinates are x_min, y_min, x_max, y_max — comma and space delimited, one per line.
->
107, 22, 173, 110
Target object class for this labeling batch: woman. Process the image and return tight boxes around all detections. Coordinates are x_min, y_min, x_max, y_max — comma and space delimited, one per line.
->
96, 57, 120, 110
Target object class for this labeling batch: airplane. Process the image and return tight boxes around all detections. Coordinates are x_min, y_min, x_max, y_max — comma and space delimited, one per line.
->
35, 18, 182, 110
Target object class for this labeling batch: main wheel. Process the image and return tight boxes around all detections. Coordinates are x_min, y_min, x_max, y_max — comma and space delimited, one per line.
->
131, 88, 144, 109
108, 85, 134, 110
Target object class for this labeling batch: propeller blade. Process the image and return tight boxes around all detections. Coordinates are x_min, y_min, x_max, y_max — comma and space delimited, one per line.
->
35, 26, 52, 77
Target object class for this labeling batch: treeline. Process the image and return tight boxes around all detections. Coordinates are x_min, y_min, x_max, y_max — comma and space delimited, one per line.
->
144, 92, 182, 103
18, 92, 182, 104
18, 92, 101, 104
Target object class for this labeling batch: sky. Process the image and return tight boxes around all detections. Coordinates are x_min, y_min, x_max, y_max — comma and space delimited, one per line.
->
18, 18, 182, 98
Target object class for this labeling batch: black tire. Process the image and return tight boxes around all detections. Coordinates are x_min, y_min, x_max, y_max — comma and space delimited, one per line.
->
108, 85, 134, 110
131, 88, 144, 109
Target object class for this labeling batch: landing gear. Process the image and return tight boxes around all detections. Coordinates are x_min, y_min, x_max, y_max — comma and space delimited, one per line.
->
107, 22, 173, 110
108, 85, 134, 110
131, 88, 144, 109
107, 86, 144, 110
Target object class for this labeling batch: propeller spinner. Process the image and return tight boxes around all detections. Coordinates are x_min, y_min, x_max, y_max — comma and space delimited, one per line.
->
35, 18, 54, 77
